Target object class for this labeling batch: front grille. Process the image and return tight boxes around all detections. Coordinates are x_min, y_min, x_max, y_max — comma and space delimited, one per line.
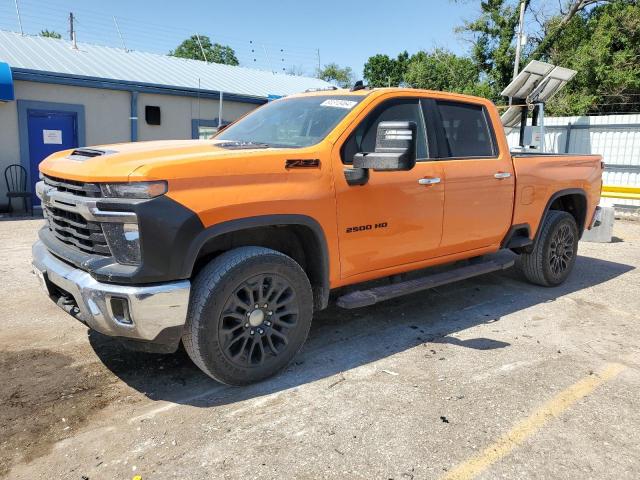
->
44, 175, 102, 197
42, 177, 111, 256
44, 205, 110, 255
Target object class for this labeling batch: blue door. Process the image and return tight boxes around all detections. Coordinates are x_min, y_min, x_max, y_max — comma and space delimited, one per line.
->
27, 110, 78, 205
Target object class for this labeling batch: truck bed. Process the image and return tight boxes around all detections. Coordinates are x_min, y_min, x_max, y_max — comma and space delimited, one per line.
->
511, 153, 603, 239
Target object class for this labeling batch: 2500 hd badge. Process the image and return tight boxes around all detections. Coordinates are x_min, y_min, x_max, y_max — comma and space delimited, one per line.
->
345, 222, 388, 233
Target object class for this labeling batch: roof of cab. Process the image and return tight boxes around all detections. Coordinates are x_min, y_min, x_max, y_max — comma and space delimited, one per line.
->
290, 87, 494, 106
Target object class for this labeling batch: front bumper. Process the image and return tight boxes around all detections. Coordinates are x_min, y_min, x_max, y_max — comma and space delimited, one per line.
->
32, 240, 190, 349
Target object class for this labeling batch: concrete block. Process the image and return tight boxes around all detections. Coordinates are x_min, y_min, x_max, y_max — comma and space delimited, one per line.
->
581, 206, 615, 243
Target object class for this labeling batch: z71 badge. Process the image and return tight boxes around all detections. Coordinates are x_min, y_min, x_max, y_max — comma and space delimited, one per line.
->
345, 222, 388, 233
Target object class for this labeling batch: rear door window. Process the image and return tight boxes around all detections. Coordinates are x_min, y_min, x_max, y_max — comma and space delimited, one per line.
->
435, 101, 496, 158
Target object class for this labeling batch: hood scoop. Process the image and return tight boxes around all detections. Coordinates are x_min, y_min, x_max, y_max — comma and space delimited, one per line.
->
67, 148, 117, 161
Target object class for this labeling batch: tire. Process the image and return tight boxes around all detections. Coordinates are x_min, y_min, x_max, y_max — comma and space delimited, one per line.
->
182, 246, 313, 385
516, 210, 579, 287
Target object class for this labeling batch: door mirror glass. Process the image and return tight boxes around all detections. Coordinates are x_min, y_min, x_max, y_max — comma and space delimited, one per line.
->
353, 121, 417, 171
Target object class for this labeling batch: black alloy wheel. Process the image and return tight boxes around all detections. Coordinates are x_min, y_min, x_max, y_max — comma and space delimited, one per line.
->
219, 273, 299, 368
182, 246, 313, 385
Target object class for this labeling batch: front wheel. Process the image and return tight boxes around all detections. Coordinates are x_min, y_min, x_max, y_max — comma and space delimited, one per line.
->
516, 210, 579, 287
182, 246, 313, 385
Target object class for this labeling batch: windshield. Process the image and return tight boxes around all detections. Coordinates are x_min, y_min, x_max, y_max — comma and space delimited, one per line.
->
215, 95, 364, 148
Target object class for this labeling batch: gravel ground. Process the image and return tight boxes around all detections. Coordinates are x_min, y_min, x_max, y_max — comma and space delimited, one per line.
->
1, 217, 639, 480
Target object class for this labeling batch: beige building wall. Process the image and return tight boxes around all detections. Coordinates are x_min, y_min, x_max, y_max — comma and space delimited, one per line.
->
136, 93, 256, 141
14, 81, 131, 145
0, 91, 21, 179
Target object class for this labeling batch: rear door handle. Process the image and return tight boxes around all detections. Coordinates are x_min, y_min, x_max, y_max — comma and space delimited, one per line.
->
418, 177, 441, 185
494, 172, 512, 179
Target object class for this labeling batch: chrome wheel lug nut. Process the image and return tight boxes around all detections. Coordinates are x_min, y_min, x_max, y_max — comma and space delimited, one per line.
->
265, 321, 271, 326
263, 304, 268, 308
268, 311, 273, 316
244, 323, 249, 328
254, 304, 259, 308
250, 329, 255, 335
257, 328, 264, 334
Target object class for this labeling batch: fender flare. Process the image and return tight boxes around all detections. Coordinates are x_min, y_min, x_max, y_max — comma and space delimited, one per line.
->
184, 214, 331, 308
532, 188, 588, 246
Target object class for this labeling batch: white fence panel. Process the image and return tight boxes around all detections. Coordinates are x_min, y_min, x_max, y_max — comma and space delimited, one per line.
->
506, 114, 640, 208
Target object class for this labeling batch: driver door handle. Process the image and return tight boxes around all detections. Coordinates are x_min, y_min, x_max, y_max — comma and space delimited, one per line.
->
418, 177, 441, 185
494, 172, 512, 179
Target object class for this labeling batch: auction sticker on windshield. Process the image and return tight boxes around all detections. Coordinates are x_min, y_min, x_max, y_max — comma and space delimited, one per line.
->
320, 99, 358, 109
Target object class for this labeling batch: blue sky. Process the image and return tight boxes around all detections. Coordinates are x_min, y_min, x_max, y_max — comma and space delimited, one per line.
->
0, 0, 476, 77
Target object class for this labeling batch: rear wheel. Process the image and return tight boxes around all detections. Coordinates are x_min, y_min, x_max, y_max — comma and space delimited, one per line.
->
516, 210, 579, 287
182, 246, 313, 385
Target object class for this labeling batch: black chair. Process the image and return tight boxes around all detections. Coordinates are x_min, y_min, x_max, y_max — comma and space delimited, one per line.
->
4, 164, 32, 216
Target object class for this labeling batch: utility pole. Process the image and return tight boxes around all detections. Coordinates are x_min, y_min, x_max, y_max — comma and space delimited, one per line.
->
195, 33, 208, 63
69, 12, 74, 41
316, 48, 321, 74
14, 0, 23, 35
113, 16, 127, 52
262, 44, 273, 74
218, 91, 223, 130
513, 0, 526, 80
69, 12, 78, 49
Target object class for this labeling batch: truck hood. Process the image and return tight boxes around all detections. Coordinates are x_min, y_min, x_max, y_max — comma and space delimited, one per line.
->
39, 140, 293, 182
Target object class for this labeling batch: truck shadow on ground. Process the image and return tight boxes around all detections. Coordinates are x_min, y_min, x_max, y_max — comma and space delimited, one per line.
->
88, 253, 633, 408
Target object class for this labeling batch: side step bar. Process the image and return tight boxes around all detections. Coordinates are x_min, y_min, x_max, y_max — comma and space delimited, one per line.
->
336, 252, 515, 309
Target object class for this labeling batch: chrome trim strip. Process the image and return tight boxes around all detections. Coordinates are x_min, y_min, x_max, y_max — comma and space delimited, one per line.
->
43, 175, 101, 194
36, 180, 138, 224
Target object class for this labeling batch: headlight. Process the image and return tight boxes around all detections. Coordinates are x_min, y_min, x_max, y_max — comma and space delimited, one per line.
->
100, 181, 167, 199
101, 223, 141, 265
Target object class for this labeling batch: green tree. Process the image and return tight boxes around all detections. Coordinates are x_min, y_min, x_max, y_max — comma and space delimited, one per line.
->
363, 51, 410, 87
455, 0, 529, 101
405, 49, 490, 96
544, 0, 640, 115
530, 0, 617, 61
317, 63, 353, 88
39, 30, 62, 39
170, 35, 239, 66
454, 0, 617, 102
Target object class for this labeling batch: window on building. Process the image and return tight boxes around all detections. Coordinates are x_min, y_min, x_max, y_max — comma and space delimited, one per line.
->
145, 106, 161, 126
198, 126, 218, 139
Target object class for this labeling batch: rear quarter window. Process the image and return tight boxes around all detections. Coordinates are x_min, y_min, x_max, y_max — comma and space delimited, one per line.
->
436, 101, 496, 158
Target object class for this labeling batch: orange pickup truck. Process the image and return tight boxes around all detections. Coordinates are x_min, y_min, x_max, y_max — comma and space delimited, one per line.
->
33, 87, 603, 385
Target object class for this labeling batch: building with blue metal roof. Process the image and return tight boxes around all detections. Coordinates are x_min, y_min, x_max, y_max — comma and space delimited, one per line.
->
0, 30, 331, 210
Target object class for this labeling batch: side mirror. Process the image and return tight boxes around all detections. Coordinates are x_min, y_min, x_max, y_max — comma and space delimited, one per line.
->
353, 121, 417, 171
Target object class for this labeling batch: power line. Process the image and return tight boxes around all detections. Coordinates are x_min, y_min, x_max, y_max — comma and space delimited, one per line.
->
0, 1, 322, 75
7, 0, 320, 54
